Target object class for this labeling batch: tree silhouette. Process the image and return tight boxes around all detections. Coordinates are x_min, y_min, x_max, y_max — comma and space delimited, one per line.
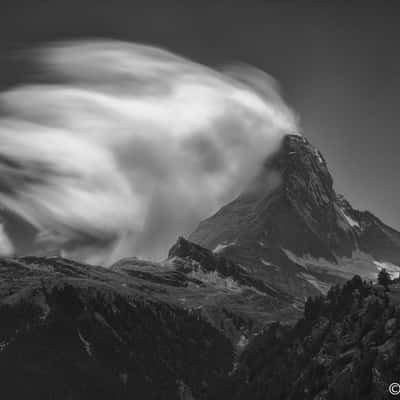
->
377, 268, 391, 288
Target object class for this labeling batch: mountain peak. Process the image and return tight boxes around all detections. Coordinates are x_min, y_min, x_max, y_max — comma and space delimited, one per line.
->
268, 134, 333, 201
189, 134, 400, 300
191, 134, 354, 260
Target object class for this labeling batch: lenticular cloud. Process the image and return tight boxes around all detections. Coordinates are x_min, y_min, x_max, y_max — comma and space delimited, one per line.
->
0, 40, 298, 264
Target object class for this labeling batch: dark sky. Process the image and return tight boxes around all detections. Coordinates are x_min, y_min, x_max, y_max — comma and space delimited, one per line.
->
1, 0, 399, 229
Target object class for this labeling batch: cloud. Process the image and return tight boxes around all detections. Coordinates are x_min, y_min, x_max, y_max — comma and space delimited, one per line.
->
0, 40, 298, 264
0, 223, 13, 256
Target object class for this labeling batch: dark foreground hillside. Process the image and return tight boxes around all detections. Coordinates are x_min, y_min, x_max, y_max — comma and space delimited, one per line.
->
212, 276, 400, 400
0, 257, 233, 400
2, 253, 400, 399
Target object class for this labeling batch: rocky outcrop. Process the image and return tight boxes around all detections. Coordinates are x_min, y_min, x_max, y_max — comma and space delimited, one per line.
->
168, 237, 289, 299
113, 237, 299, 344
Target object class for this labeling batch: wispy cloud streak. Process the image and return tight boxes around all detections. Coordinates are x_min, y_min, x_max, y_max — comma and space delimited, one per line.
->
0, 40, 297, 263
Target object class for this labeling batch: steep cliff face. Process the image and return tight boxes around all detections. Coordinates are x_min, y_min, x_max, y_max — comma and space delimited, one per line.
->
270, 135, 356, 259
0, 256, 234, 400
214, 277, 400, 400
189, 135, 400, 300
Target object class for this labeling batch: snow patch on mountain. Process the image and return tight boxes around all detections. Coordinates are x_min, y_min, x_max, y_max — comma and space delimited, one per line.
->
283, 249, 382, 281
313, 149, 324, 164
300, 272, 330, 294
373, 260, 400, 279
238, 263, 250, 272
213, 241, 236, 254
188, 270, 242, 292
260, 258, 280, 270
283, 249, 313, 270
341, 210, 360, 228
77, 329, 93, 357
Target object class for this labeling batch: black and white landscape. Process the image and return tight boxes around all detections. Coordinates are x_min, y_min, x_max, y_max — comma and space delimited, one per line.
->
0, 2, 400, 399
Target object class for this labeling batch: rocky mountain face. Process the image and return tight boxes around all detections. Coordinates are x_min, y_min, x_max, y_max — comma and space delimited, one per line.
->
189, 134, 400, 300
112, 237, 299, 345
214, 276, 400, 400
